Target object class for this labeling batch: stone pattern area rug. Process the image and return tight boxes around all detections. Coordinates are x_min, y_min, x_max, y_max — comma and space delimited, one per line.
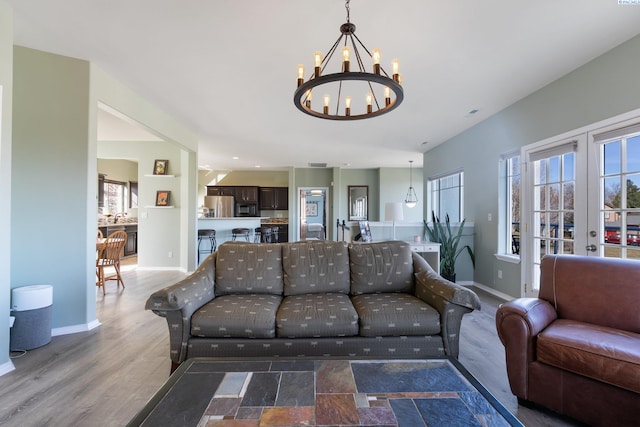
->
129, 358, 523, 427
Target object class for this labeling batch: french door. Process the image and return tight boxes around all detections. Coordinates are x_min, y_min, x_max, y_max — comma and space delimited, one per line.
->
522, 115, 640, 296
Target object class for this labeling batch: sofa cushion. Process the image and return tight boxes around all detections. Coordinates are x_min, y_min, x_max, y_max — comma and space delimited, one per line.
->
282, 241, 350, 296
538, 319, 640, 393
351, 293, 441, 337
191, 294, 282, 338
349, 241, 414, 295
215, 243, 283, 295
276, 293, 358, 338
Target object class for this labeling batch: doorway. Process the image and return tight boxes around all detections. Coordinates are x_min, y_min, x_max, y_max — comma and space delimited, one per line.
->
521, 113, 640, 296
299, 188, 328, 241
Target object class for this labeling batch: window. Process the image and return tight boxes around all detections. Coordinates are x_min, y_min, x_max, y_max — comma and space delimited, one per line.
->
501, 153, 521, 255
99, 179, 126, 215
129, 181, 138, 208
429, 171, 463, 222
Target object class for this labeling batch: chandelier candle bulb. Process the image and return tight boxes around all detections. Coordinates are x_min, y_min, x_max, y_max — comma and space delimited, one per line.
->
323, 94, 330, 114
366, 93, 372, 113
385, 87, 391, 106
372, 48, 381, 74
345, 96, 352, 116
392, 58, 400, 82
314, 51, 322, 77
305, 90, 312, 108
342, 46, 351, 72
297, 64, 305, 87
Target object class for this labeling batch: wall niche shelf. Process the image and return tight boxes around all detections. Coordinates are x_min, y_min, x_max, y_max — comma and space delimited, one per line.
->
145, 205, 175, 209
144, 174, 177, 178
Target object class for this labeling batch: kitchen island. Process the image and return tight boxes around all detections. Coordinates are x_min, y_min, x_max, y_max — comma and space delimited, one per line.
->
197, 218, 265, 255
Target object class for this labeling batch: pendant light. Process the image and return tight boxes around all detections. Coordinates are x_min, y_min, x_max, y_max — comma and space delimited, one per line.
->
404, 160, 418, 208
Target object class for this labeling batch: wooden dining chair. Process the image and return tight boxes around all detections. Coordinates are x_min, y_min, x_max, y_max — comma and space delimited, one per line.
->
96, 230, 128, 295
97, 228, 103, 239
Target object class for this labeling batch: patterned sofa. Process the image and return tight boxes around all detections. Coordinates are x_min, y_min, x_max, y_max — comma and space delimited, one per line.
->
146, 240, 480, 370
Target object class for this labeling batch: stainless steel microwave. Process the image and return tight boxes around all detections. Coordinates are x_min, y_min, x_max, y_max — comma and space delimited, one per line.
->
235, 203, 258, 217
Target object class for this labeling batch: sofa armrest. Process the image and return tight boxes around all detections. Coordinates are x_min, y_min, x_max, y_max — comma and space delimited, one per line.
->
145, 253, 217, 364
495, 298, 557, 397
414, 265, 481, 358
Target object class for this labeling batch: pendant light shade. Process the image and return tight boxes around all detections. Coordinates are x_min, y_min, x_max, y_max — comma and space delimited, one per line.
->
404, 160, 418, 208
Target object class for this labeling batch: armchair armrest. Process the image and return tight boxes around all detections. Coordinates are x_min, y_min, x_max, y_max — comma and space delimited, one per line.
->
145, 253, 217, 364
414, 263, 481, 358
495, 298, 557, 397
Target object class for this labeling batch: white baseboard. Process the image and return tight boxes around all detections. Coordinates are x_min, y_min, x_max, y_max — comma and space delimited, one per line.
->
51, 319, 101, 337
135, 266, 187, 273
471, 282, 515, 302
0, 360, 15, 377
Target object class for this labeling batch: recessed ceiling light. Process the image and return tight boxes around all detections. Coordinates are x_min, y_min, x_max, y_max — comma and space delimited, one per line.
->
232, 156, 239, 160
255, 165, 261, 168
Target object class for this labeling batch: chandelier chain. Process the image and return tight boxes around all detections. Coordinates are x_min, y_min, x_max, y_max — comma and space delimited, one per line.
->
345, 0, 351, 23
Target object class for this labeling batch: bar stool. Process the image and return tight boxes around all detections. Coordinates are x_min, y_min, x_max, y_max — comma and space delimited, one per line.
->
271, 226, 280, 243
254, 227, 262, 243
197, 229, 216, 263
231, 228, 250, 241
261, 227, 272, 243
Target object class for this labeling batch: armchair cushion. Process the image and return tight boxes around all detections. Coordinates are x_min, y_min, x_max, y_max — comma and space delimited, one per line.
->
351, 293, 441, 337
191, 294, 282, 338
276, 293, 358, 338
537, 319, 640, 393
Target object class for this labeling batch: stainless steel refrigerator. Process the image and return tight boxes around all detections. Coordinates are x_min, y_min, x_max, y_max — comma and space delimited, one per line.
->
204, 196, 234, 217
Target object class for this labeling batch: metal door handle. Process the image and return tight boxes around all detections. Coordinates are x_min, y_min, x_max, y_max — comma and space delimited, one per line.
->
585, 244, 597, 252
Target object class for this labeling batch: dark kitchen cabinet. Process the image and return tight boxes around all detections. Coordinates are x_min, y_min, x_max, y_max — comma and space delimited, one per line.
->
235, 186, 259, 203
207, 186, 235, 197
124, 225, 138, 256
259, 187, 288, 210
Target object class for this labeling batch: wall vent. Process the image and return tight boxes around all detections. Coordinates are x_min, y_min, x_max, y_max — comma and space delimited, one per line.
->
308, 162, 328, 168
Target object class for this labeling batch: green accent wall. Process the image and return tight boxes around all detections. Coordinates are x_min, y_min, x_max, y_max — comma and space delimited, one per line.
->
0, 0, 14, 372
424, 34, 640, 297
11, 46, 93, 327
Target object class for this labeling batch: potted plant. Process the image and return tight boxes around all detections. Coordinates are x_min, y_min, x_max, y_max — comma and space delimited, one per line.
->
423, 211, 475, 282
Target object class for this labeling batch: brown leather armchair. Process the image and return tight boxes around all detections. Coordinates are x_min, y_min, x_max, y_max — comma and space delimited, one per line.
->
496, 254, 640, 427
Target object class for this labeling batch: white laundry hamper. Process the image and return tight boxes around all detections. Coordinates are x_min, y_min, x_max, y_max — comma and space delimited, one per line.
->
10, 285, 53, 351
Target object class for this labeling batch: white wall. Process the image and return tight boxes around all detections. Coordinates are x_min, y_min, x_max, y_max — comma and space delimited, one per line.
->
98, 141, 184, 268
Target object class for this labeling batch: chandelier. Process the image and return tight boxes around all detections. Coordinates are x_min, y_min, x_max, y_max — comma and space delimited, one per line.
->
404, 160, 418, 208
293, 0, 403, 120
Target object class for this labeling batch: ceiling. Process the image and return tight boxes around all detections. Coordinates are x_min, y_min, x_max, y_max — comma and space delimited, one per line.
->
8, 1, 640, 170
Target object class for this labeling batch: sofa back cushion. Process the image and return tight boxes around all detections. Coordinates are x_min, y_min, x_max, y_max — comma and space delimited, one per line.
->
282, 241, 350, 296
215, 242, 283, 295
349, 241, 414, 295
540, 255, 640, 333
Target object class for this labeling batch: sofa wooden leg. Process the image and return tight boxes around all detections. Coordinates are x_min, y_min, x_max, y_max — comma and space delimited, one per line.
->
170, 361, 181, 374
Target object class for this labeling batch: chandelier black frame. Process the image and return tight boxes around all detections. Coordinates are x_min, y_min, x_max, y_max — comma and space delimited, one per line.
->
294, 0, 404, 120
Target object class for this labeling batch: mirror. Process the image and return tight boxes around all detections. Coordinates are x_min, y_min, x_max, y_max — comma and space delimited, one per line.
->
348, 185, 368, 221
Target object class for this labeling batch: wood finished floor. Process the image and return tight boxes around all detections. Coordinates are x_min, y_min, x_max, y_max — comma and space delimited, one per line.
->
0, 264, 582, 427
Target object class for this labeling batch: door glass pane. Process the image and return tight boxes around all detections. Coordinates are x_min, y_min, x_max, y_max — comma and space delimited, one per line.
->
531, 150, 575, 290
600, 136, 640, 259
604, 140, 621, 175
625, 135, 640, 173
626, 173, 640, 208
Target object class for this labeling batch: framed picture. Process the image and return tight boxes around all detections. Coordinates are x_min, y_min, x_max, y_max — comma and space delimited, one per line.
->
153, 159, 169, 175
305, 201, 318, 217
358, 221, 373, 242
155, 190, 171, 207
